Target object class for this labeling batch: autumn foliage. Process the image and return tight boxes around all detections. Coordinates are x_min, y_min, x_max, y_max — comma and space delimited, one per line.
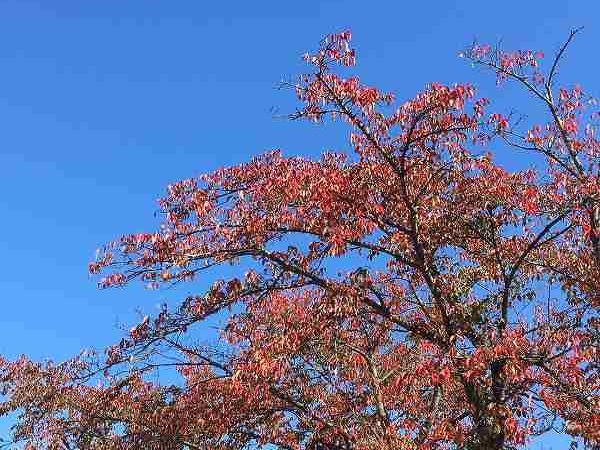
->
1, 30, 599, 450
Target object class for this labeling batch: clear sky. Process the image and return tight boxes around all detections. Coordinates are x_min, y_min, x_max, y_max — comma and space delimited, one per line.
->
0, 1, 598, 447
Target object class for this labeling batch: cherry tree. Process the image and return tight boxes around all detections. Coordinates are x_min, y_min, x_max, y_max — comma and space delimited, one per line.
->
1, 30, 598, 450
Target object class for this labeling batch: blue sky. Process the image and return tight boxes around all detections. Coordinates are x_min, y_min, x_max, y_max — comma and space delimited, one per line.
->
0, 1, 598, 447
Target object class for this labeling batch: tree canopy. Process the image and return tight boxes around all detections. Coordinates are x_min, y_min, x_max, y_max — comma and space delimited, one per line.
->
1, 30, 598, 450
